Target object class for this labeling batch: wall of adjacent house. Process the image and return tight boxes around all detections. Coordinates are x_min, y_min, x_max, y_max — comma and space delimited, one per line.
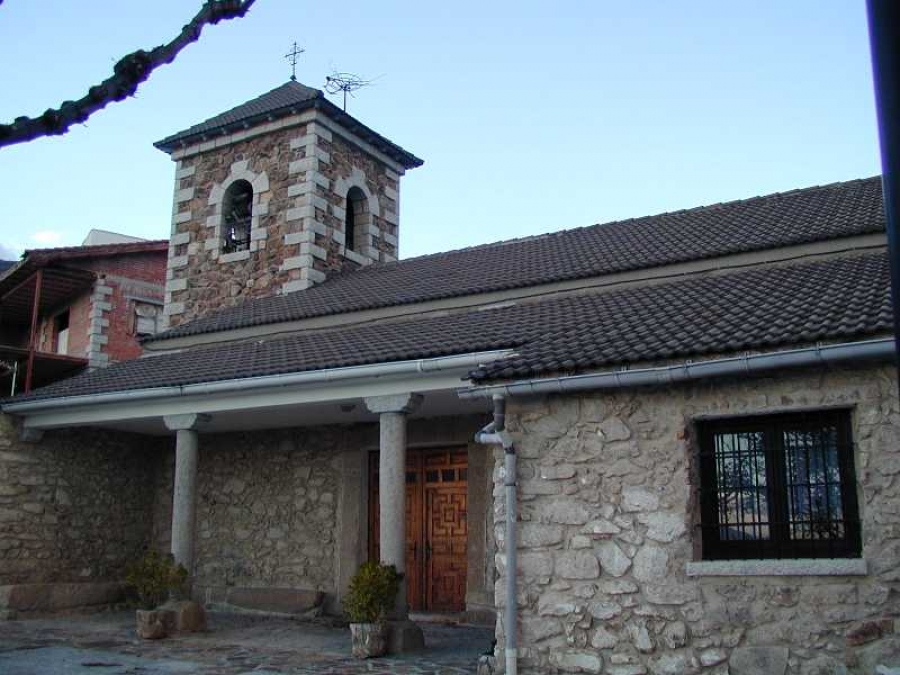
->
0, 413, 161, 586
80, 252, 167, 365
493, 363, 899, 675
32, 251, 165, 366
36, 290, 91, 356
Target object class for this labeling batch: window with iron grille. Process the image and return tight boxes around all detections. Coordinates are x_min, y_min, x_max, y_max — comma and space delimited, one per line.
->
697, 410, 860, 560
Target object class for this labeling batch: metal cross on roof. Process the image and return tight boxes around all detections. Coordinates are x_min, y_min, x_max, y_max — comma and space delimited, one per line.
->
284, 42, 305, 81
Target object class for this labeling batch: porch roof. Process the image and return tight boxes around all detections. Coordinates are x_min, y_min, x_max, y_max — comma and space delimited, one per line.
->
3, 250, 891, 407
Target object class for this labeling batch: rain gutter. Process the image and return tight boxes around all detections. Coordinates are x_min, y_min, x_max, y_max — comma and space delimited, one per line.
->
1, 350, 514, 415
458, 339, 896, 399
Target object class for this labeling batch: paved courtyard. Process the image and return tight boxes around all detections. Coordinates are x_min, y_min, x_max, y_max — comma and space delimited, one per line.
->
0, 611, 494, 674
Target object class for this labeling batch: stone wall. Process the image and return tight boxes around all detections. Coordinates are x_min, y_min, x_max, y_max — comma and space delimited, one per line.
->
150, 414, 495, 617
164, 112, 403, 327
0, 414, 161, 585
151, 426, 345, 604
494, 364, 900, 674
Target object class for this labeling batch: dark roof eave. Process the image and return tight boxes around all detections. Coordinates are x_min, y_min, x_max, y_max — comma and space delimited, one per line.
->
154, 97, 423, 170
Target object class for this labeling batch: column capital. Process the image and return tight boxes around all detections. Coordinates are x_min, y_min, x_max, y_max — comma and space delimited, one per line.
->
164, 413, 211, 432
364, 393, 423, 415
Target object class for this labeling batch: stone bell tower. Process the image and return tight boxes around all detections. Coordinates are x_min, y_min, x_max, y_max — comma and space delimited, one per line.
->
154, 81, 423, 329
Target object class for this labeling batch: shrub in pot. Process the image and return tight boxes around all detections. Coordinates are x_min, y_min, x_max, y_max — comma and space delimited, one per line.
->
345, 561, 402, 658
125, 550, 188, 639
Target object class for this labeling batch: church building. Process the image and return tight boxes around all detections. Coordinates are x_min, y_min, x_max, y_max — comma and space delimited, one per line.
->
1, 80, 898, 674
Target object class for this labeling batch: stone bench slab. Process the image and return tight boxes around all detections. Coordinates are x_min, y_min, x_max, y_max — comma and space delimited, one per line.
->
199, 586, 323, 614
0, 582, 126, 613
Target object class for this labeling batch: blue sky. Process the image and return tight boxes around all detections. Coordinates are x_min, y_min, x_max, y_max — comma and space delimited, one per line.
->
0, 1, 882, 260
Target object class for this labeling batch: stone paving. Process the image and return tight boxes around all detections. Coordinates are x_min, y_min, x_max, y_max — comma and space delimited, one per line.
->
0, 611, 494, 674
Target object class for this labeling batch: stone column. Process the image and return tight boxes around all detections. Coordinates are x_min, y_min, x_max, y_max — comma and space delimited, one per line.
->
364, 393, 423, 652
163, 413, 210, 575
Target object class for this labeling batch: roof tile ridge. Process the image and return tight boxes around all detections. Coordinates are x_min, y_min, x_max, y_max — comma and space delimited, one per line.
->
24, 240, 169, 256
595, 175, 882, 226
322, 175, 883, 280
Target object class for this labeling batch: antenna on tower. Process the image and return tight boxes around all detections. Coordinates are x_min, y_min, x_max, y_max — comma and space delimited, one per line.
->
323, 71, 374, 112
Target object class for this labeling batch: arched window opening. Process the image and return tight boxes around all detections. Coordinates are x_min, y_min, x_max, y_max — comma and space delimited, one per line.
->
222, 179, 253, 253
345, 187, 368, 253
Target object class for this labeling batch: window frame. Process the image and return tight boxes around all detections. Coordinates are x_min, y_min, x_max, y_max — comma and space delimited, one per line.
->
697, 409, 861, 561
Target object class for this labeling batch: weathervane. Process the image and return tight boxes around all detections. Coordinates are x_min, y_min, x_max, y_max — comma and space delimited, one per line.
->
284, 42, 305, 81
324, 71, 374, 112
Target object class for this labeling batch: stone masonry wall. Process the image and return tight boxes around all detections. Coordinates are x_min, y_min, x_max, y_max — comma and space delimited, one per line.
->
151, 426, 344, 601
149, 415, 495, 616
0, 414, 162, 585
494, 364, 900, 675
164, 113, 402, 327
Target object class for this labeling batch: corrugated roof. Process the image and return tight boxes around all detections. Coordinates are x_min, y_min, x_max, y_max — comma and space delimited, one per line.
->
153, 81, 423, 169
7, 251, 891, 403
147, 176, 886, 343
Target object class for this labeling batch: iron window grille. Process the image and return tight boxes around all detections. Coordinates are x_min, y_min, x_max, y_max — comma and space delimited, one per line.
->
698, 409, 860, 560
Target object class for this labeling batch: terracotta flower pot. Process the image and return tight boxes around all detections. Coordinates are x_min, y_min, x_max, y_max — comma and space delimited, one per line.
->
350, 622, 389, 658
135, 609, 168, 640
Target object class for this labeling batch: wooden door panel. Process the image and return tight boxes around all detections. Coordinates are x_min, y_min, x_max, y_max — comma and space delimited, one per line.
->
426, 488, 468, 612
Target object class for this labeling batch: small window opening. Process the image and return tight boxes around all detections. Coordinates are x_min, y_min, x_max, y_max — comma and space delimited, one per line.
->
134, 302, 162, 337
345, 187, 368, 253
54, 310, 70, 355
222, 179, 253, 253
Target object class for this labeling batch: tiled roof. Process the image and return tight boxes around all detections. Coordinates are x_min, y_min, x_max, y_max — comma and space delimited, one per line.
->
7, 251, 891, 404
153, 81, 423, 169
0, 240, 168, 292
147, 176, 886, 344
21, 240, 168, 260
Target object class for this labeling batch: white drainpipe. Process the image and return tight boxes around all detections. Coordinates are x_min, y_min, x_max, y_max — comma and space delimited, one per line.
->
475, 395, 517, 675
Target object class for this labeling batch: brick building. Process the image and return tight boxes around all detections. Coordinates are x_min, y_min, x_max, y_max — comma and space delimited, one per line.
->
1, 81, 898, 674
0, 235, 167, 395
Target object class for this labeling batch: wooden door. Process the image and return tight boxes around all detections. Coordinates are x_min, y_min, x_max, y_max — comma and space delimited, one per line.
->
368, 448, 468, 612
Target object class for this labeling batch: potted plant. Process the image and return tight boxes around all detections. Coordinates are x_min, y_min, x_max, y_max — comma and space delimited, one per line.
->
345, 561, 402, 658
125, 549, 188, 639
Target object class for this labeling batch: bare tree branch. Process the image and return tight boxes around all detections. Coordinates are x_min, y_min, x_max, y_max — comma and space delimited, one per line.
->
0, 0, 257, 149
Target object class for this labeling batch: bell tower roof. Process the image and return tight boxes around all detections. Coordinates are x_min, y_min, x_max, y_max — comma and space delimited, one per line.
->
154, 80, 423, 169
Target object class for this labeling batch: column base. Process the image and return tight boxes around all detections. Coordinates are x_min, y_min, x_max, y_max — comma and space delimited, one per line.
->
387, 619, 425, 653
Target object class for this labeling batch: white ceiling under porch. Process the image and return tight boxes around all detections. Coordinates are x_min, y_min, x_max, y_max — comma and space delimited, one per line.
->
100, 386, 491, 436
